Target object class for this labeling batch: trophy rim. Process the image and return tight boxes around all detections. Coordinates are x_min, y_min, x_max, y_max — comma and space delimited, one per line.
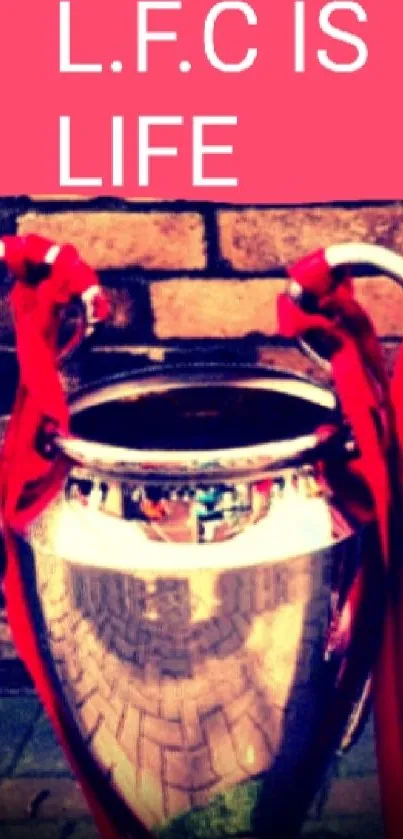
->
57, 363, 341, 481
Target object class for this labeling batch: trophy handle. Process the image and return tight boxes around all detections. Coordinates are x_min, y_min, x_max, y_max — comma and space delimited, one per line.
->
0, 234, 109, 361
287, 242, 403, 371
0, 235, 110, 523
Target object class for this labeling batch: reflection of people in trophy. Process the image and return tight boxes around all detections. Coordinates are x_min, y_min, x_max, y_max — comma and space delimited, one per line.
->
68, 479, 109, 511
67, 478, 91, 506
251, 478, 272, 524
87, 480, 108, 511
68, 482, 84, 504
193, 486, 223, 542
139, 486, 169, 521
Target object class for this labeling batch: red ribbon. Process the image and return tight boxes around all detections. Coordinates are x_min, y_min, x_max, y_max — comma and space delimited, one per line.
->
279, 249, 403, 838
0, 236, 142, 839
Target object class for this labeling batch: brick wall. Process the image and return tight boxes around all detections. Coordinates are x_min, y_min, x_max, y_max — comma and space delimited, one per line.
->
0, 196, 401, 419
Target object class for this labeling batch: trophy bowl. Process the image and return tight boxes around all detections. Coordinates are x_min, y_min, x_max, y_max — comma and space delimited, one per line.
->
16, 361, 384, 838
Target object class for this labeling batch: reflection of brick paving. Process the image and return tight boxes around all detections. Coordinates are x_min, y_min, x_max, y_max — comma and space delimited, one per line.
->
31, 540, 334, 832
0, 691, 382, 838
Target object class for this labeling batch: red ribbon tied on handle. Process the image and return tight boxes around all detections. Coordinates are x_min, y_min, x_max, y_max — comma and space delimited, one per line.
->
0, 236, 138, 839
0, 233, 110, 529
278, 248, 403, 839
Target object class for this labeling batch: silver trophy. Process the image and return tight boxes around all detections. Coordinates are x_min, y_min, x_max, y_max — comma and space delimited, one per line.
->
10, 241, 403, 837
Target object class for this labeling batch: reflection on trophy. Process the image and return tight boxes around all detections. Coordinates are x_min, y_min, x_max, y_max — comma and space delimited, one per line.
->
20, 364, 383, 837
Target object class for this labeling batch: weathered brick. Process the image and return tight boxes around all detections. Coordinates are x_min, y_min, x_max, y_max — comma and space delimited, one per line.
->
17, 211, 206, 270
354, 276, 403, 337
151, 278, 284, 339
218, 205, 403, 270
151, 275, 403, 341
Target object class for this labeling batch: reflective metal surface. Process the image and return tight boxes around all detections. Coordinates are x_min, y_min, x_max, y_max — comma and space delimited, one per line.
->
22, 364, 383, 837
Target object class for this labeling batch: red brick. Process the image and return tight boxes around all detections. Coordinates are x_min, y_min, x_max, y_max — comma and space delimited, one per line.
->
218, 206, 403, 270
354, 276, 403, 338
151, 274, 403, 341
18, 211, 206, 270
151, 278, 284, 340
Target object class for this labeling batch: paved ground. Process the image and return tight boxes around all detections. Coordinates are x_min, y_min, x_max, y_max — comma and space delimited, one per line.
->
0, 674, 383, 837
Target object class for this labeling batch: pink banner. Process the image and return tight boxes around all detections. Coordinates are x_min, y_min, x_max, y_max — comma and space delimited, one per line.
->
0, 0, 399, 201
